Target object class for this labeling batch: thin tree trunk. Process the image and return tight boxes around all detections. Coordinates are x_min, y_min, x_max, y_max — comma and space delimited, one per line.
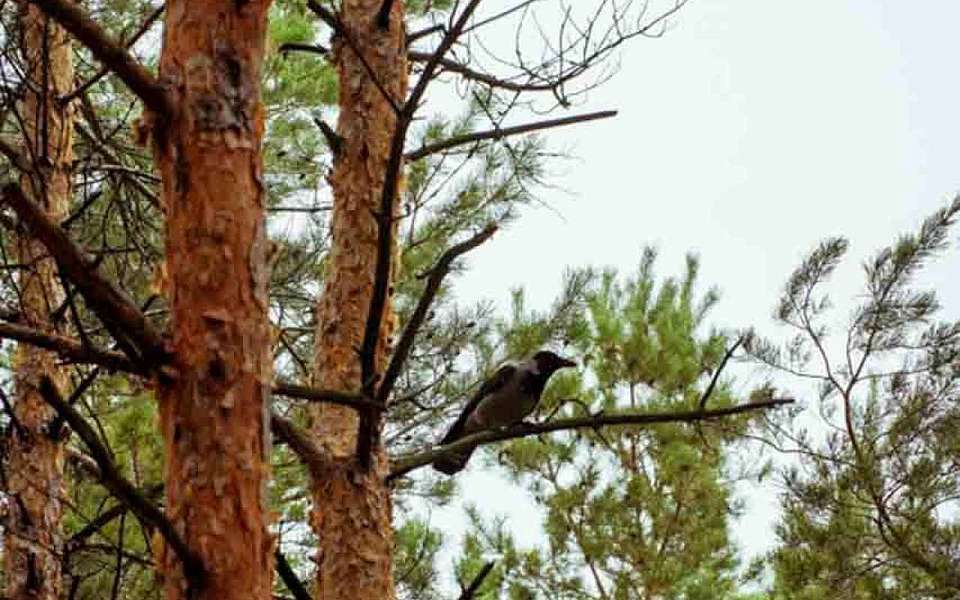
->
310, 0, 407, 597
2, 4, 74, 598
153, 2, 275, 598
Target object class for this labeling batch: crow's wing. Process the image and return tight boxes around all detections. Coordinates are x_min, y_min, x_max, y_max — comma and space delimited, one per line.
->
439, 364, 517, 445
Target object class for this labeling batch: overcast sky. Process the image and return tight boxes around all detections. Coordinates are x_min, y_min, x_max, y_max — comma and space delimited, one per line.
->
421, 0, 960, 585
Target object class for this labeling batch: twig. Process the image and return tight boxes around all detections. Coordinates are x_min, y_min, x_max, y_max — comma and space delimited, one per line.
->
406, 24, 444, 45
405, 110, 618, 161
37, 377, 206, 588
387, 398, 794, 480
698, 336, 743, 410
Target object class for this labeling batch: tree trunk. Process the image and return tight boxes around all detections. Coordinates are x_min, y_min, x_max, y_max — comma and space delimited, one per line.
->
310, 0, 407, 597
2, 4, 74, 599
153, 2, 274, 598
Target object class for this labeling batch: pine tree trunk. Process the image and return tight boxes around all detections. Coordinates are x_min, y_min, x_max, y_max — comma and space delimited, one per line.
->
153, 2, 274, 598
2, 5, 74, 598
310, 0, 407, 597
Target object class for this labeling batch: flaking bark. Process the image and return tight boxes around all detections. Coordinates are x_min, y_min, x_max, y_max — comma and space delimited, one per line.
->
309, 0, 408, 597
2, 5, 74, 599
152, 2, 275, 598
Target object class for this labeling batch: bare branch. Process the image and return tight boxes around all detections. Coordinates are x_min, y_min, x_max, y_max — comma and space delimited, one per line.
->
377, 224, 498, 404
273, 381, 379, 412
26, 0, 171, 116
59, 4, 165, 105
0, 320, 142, 374
279, 42, 329, 57
387, 398, 794, 480
37, 377, 205, 587
405, 110, 617, 162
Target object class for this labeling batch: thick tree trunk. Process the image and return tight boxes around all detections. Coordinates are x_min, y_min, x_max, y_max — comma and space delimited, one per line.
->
310, 0, 407, 598
2, 5, 73, 599
153, 2, 275, 598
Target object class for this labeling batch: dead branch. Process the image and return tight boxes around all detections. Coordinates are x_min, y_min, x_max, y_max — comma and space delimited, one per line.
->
60, 4, 166, 105
274, 550, 312, 600
459, 561, 496, 600
405, 110, 617, 161
26, 0, 171, 116
0, 320, 143, 374
377, 224, 498, 405
387, 398, 794, 480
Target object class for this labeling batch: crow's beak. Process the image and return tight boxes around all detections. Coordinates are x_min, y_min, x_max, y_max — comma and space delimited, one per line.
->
559, 357, 577, 369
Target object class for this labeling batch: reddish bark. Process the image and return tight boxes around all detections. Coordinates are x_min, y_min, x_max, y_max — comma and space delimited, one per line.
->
2, 4, 74, 598
310, 0, 408, 597
152, 2, 275, 598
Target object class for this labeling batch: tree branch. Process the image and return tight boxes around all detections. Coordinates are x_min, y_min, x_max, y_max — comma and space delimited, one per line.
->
376, 224, 498, 404
0, 320, 143, 374
273, 381, 380, 411
387, 398, 794, 480
274, 550, 312, 600
37, 377, 205, 587
305, 0, 341, 33
1, 183, 168, 368
59, 4, 166, 105
375, 0, 396, 29
459, 561, 496, 600
405, 110, 618, 161
270, 412, 328, 477
278, 42, 329, 57
26, 0, 171, 116
312, 117, 342, 157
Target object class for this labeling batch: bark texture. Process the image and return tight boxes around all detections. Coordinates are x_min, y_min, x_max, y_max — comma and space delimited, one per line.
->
153, 2, 274, 598
310, 0, 408, 597
2, 5, 73, 599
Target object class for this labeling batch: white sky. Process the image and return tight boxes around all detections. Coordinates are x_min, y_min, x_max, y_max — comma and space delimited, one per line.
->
423, 0, 960, 589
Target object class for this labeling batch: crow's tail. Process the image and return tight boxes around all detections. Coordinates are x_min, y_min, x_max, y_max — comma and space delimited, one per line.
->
432, 443, 476, 475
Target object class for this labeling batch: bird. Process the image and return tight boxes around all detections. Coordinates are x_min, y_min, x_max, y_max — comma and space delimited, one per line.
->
432, 350, 576, 475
